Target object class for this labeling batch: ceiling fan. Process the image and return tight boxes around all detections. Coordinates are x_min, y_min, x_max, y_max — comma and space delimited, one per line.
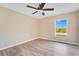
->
26, 3, 54, 16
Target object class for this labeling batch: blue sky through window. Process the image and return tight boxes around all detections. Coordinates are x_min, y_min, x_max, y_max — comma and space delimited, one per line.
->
56, 20, 67, 28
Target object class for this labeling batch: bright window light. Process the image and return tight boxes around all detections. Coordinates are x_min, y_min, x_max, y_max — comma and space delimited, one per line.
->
55, 19, 67, 36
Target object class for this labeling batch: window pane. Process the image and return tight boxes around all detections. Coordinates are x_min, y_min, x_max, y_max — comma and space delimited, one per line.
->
56, 20, 67, 34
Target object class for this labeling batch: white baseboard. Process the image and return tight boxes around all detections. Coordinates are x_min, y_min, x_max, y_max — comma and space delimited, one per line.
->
40, 37, 78, 46
0, 38, 78, 51
0, 38, 37, 51
52, 40, 78, 46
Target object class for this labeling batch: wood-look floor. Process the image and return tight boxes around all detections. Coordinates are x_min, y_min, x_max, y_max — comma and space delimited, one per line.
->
0, 39, 79, 56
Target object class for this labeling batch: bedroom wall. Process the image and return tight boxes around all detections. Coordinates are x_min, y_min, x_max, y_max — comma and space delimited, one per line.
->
77, 11, 79, 45
0, 6, 38, 50
39, 11, 79, 45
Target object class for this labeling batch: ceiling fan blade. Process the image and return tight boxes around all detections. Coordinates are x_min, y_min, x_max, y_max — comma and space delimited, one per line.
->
42, 8, 54, 11
38, 3, 45, 9
32, 11, 38, 14
27, 5, 37, 10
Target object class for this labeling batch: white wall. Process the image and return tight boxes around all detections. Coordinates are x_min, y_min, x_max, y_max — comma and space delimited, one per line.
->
77, 11, 79, 45
0, 6, 38, 50
39, 11, 79, 45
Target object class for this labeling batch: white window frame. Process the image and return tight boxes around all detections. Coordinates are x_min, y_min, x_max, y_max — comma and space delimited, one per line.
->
55, 19, 68, 36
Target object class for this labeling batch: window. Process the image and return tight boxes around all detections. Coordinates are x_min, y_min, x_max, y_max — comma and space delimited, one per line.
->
55, 19, 67, 36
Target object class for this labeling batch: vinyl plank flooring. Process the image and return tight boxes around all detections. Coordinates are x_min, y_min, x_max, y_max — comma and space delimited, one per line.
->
0, 39, 79, 56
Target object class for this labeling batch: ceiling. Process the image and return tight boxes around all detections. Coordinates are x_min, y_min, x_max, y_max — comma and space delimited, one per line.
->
0, 3, 79, 19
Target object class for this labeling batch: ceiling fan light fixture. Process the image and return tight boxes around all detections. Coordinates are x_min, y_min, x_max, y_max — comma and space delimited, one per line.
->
42, 12, 45, 15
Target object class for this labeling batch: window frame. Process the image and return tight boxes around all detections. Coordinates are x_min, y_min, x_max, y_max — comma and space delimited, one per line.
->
55, 19, 68, 36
